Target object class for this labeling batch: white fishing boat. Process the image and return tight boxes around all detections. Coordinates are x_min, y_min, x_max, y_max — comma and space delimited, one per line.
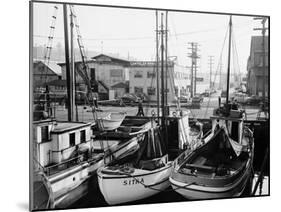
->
97, 126, 172, 205
98, 112, 126, 131
169, 16, 254, 200
32, 117, 154, 209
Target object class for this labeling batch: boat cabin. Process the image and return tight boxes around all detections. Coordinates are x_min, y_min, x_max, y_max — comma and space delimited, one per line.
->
33, 119, 95, 168
210, 109, 244, 144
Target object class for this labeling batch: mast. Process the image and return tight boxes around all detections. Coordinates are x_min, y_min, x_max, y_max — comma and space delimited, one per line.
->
165, 11, 168, 109
70, 9, 78, 121
63, 4, 75, 121
156, 10, 160, 122
160, 13, 166, 145
226, 16, 232, 111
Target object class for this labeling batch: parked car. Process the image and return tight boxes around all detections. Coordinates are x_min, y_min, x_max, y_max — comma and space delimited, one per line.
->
233, 92, 248, 104
120, 93, 140, 104
245, 95, 263, 105
178, 95, 190, 103
192, 95, 203, 104
200, 92, 210, 97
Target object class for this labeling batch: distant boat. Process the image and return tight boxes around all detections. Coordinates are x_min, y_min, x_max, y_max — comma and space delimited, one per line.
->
98, 112, 126, 131
97, 126, 172, 205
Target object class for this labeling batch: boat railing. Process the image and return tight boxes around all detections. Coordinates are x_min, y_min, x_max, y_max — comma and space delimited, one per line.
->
44, 152, 89, 176
172, 148, 193, 170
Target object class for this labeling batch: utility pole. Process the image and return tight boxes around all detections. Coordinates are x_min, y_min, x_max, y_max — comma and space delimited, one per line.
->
208, 56, 214, 90
188, 42, 200, 97
254, 17, 268, 103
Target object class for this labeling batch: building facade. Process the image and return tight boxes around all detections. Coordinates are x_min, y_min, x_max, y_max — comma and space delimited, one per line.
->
33, 61, 61, 90
128, 61, 177, 102
58, 54, 130, 98
247, 36, 269, 97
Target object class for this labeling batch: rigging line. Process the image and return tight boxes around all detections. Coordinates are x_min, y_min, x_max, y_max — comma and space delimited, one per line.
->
203, 26, 229, 119
70, 5, 99, 123
41, 5, 59, 86
232, 30, 242, 84
231, 33, 238, 88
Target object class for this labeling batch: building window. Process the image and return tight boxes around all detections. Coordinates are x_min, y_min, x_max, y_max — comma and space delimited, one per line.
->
110, 69, 123, 77
134, 87, 143, 94
69, 132, 76, 147
147, 71, 155, 78
41, 126, 50, 142
134, 70, 143, 78
80, 130, 86, 143
147, 87, 156, 95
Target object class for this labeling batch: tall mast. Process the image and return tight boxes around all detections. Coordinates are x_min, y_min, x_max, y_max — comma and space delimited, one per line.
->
63, 4, 75, 121
165, 11, 168, 108
156, 10, 160, 122
160, 13, 166, 132
226, 16, 232, 111
70, 7, 78, 121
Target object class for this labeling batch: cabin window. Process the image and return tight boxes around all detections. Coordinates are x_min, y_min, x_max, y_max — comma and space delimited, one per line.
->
69, 132, 76, 147
80, 130, 86, 143
41, 126, 50, 142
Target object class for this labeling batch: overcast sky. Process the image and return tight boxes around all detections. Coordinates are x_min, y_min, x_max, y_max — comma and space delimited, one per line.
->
33, 2, 268, 77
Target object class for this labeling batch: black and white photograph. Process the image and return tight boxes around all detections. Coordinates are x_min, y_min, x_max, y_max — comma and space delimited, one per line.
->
29, 0, 269, 211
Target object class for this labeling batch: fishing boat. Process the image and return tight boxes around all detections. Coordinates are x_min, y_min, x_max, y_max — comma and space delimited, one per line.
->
169, 16, 255, 200
32, 116, 154, 209
97, 123, 172, 205
98, 112, 126, 131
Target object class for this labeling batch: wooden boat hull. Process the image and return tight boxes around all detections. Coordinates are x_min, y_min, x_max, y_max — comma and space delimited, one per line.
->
33, 163, 90, 209
170, 162, 252, 200
97, 163, 172, 205
169, 126, 254, 200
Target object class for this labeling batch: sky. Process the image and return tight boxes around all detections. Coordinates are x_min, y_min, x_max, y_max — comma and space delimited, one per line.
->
33, 2, 268, 78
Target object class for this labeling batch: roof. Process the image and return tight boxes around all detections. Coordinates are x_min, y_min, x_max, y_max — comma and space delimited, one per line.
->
111, 82, 129, 89
52, 122, 92, 134
57, 60, 93, 66
34, 60, 62, 75
92, 54, 130, 65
